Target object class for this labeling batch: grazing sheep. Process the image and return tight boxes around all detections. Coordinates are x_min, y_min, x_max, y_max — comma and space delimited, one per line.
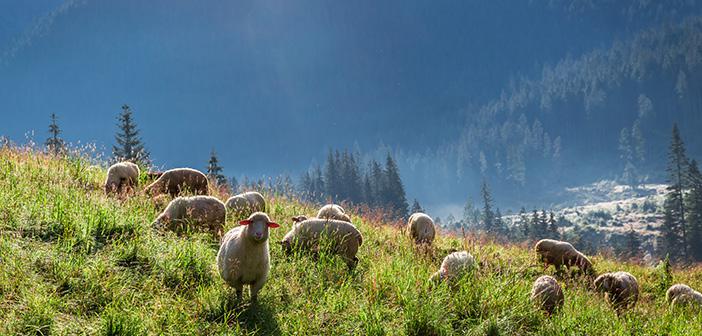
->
217, 212, 279, 302
407, 212, 436, 245
531, 275, 564, 314
594, 271, 639, 312
104, 161, 140, 194
666, 284, 702, 307
143, 168, 209, 197
316, 204, 352, 222
225, 191, 266, 218
280, 218, 362, 269
429, 251, 477, 284
152, 196, 226, 238
534, 239, 594, 275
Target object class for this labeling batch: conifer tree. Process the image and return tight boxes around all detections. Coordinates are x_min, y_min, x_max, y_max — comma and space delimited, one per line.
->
384, 153, 409, 218
686, 159, 702, 261
410, 199, 424, 214
45, 113, 65, 155
112, 105, 150, 165
624, 225, 641, 259
229, 176, 239, 194
324, 150, 340, 201
660, 124, 689, 260
480, 180, 496, 233
546, 211, 559, 239
206, 149, 227, 187
519, 207, 530, 240
369, 159, 385, 206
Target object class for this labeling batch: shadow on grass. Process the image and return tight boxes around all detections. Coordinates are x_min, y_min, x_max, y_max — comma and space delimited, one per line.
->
234, 301, 281, 335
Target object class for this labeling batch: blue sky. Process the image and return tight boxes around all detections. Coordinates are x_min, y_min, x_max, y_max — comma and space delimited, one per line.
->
0, 0, 636, 179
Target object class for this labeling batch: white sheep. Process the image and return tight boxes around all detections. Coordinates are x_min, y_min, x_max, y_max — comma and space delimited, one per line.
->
143, 168, 209, 197
225, 191, 266, 218
104, 161, 140, 194
407, 212, 436, 245
429, 251, 477, 284
152, 196, 226, 238
666, 284, 702, 308
594, 271, 639, 313
280, 218, 362, 269
316, 204, 351, 222
530, 275, 564, 314
534, 239, 594, 276
217, 212, 280, 302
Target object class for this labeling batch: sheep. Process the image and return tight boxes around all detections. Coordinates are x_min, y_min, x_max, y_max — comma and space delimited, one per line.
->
530, 275, 564, 315
316, 204, 352, 222
143, 168, 209, 197
594, 271, 639, 313
407, 212, 436, 245
666, 284, 702, 308
429, 251, 477, 284
217, 212, 279, 302
104, 161, 140, 194
225, 191, 266, 218
534, 239, 594, 276
280, 218, 362, 269
152, 196, 226, 238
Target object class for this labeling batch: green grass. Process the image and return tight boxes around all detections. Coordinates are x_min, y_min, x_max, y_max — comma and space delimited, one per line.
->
0, 147, 701, 335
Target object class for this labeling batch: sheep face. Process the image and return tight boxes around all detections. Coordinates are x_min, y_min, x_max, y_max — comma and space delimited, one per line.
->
240, 212, 279, 243
594, 274, 612, 293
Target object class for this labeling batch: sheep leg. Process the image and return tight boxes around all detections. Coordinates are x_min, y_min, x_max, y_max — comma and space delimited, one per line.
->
249, 279, 266, 303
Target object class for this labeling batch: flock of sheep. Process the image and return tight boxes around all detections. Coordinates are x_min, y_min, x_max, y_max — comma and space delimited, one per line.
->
104, 161, 702, 313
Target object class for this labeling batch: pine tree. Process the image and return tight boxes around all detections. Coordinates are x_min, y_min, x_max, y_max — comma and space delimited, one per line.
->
206, 149, 227, 187
362, 171, 374, 206
480, 180, 496, 234
546, 211, 559, 239
384, 153, 409, 218
369, 159, 385, 207
519, 207, 530, 240
112, 105, 150, 165
494, 208, 506, 237
229, 176, 239, 194
45, 113, 65, 155
624, 225, 641, 259
410, 199, 424, 214
324, 150, 340, 201
685, 160, 702, 261
660, 124, 689, 260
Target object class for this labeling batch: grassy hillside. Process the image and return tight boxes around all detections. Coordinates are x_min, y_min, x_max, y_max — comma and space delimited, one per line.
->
0, 147, 701, 335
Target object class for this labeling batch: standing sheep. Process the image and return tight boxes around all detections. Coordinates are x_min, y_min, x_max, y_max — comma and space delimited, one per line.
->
530, 275, 564, 315
225, 191, 266, 218
143, 168, 209, 197
104, 161, 140, 194
281, 218, 362, 269
594, 271, 639, 313
316, 204, 352, 223
534, 239, 594, 276
152, 196, 226, 238
217, 212, 279, 302
429, 251, 477, 284
666, 284, 702, 307
407, 212, 436, 245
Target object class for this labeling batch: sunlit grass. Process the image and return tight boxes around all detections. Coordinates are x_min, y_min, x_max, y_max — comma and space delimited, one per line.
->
0, 146, 700, 335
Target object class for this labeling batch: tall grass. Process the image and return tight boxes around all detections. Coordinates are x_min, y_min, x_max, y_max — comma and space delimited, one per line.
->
0, 147, 700, 335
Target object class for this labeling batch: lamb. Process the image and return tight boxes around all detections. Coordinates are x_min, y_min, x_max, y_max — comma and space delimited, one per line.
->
280, 218, 363, 269
594, 271, 639, 313
225, 191, 266, 218
530, 275, 564, 314
217, 212, 280, 302
316, 204, 352, 223
143, 168, 209, 197
407, 212, 436, 245
104, 161, 140, 194
666, 284, 702, 307
152, 196, 226, 238
429, 251, 477, 284
534, 239, 594, 275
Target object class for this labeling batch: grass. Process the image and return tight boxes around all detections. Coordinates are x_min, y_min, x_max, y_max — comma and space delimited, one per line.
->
0, 147, 701, 335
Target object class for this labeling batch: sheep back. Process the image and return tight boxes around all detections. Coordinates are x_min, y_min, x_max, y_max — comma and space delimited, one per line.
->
535, 239, 593, 274
594, 271, 639, 312
143, 168, 208, 197
226, 191, 266, 218
531, 275, 564, 314
666, 284, 702, 307
153, 195, 225, 237
281, 218, 362, 268
316, 204, 351, 222
408, 212, 436, 245
104, 161, 140, 194
430, 251, 476, 283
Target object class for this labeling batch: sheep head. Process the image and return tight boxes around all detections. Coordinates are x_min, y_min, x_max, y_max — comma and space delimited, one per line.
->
239, 212, 279, 243
593, 273, 614, 293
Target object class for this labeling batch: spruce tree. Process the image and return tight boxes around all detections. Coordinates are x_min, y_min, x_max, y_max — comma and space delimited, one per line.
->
112, 105, 150, 165
546, 211, 559, 239
229, 176, 239, 194
206, 149, 227, 187
660, 124, 689, 260
686, 160, 702, 261
384, 153, 409, 218
410, 199, 424, 214
362, 171, 374, 206
324, 150, 340, 201
480, 180, 496, 234
369, 159, 385, 207
519, 207, 530, 240
624, 225, 641, 259
45, 113, 65, 155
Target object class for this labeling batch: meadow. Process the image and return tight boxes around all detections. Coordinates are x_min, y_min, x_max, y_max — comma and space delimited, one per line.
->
0, 147, 700, 335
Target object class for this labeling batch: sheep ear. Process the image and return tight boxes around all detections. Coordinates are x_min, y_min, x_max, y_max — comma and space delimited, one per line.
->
239, 220, 253, 225
267, 222, 280, 228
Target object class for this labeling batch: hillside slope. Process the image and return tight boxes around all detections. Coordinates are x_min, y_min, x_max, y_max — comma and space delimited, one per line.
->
0, 147, 700, 335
